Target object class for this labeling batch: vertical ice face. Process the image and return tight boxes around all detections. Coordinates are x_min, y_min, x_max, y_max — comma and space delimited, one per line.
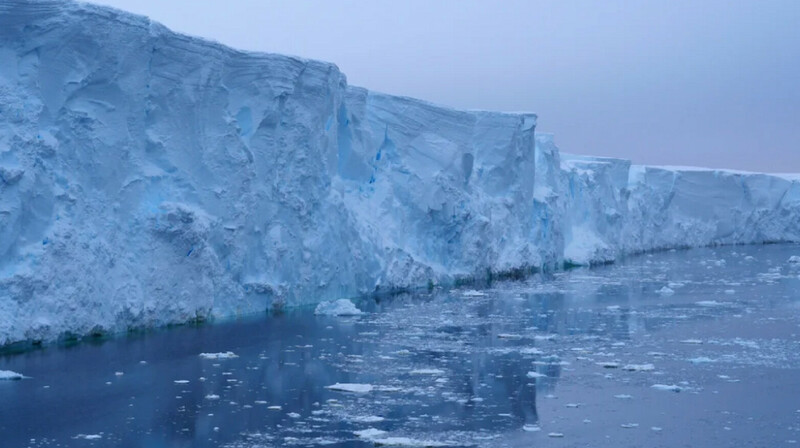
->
0, 0, 798, 346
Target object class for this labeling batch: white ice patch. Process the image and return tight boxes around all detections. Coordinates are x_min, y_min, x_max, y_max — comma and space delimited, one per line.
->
199, 351, 238, 359
314, 299, 363, 316
526, 371, 547, 379
461, 290, 486, 298
656, 286, 675, 296
409, 369, 445, 375
325, 383, 373, 393
622, 363, 655, 372
0, 370, 25, 380
651, 384, 682, 392
696, 301, 725, 307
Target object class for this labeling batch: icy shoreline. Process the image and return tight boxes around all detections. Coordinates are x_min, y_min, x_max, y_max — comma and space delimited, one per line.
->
1, 0, 798, 346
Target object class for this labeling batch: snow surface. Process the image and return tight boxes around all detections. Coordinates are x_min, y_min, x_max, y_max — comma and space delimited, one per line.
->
0, 0, 799, 345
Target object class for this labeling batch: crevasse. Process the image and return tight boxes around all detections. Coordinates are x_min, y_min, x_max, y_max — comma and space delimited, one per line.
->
0, 0, 798, 345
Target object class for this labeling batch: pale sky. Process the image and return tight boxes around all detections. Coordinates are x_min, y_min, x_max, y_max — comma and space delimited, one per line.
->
90, 0, 800, 172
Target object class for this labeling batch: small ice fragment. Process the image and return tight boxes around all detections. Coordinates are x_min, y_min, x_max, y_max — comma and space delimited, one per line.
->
268, 406, 282, 410
0, 370, 25, 380
409, 369, 445, 375
75, 434, 102, 440
547, 432, 564, 438
614, 394, 633, 399
651, 384, 682, 392
314, 299, 363, 316
526, 371, 547, 379
114, 372, 124, 376
288, 412, 300, 418
621, 423, 639, 428
688, 357, 715, 364
597, 362, 620, 369
173, 380, 189, 384
325, 383, 373, 393
461, 289, 485, 297
622, 363, 655, 372
565, 403, 580, 408
681, 339, 703, 344
254, 400, 268, 405
656, 286, 675, 295
696, 301, 724, 307
651, 427, 663, 432
520, 347, 544, 355
199, 352, 238, 360
497, 333, 522, 339
788, 256, 800, 264
352, 415, 385, 423
205, 394, 220, 400
354, 428, 387, 438
522, 424, 541, 432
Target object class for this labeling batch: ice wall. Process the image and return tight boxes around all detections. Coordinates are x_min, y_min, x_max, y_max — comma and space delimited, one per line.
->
0, 0, 798, 346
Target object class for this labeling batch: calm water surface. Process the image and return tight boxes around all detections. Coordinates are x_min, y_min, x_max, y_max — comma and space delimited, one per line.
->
1, 244, 800, 447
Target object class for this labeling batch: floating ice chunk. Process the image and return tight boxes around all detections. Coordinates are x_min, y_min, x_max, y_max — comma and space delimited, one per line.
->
657, 286, 675, 295
370, 437, 449, 447
526, 371, 547, 379
314, 299, 363, 316
688, 357, 715, 364
623, 363, 655, 372
696, 301, 725, 307
0, 370, 25, 380
547, 432, 564, 438
288, 412, 301, 418
173, 380, 190, 384
461, 290, 486, 297
534, 334, 557, 341
651, 384, 682, 392
597, 361, 620, 369
523, 424, 541, 432
409, 369, 445, 375
497, 333, 523, 339
520, 347, 544, 355
788, 256, 800, 264
199, 351, 238, 359
651, 427, 663, 432
351, 415, 385, 423
620, 423, 639, 428
205, 394, 220, 400
75, 434, 102, 440
325, 383, 373, 393
681, 339, 703, 344
354, 428, 387, 439
614, 394, 633, 399
268, 406, 282, 410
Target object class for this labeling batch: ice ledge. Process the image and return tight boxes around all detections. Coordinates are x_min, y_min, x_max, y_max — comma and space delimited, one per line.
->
0, 0, 797, 347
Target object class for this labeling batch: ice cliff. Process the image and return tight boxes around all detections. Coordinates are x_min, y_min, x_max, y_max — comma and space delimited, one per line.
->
1, 0, 798, 346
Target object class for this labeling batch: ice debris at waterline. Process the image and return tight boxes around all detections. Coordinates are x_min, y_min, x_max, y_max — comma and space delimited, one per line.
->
314, 299, 364, 316
1, 0, 800, 346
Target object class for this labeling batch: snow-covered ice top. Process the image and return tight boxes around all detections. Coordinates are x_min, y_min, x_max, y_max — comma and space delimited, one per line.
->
0, 0, 798, 346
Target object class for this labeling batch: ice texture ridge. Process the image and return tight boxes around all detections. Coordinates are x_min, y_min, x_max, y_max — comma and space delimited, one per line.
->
1, 0, 799, 345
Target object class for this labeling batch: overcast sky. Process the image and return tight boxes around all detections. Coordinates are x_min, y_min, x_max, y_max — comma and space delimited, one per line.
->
91, 0, 800, 172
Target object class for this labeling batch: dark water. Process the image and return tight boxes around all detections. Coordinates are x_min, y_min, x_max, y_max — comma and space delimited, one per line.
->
2, 244, 800, 448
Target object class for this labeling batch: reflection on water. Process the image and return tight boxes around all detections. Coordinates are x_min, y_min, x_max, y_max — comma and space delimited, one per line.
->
1, 244, 800, 447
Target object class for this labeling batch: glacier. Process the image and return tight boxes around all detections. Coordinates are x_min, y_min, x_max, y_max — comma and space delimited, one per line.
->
0, 0, 798, 346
